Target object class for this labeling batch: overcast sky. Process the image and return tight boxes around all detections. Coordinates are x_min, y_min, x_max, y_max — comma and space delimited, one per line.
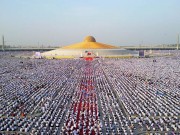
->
0, 0, 180, 47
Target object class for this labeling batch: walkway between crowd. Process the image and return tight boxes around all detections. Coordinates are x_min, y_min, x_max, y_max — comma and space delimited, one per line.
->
61, 60, 102, 134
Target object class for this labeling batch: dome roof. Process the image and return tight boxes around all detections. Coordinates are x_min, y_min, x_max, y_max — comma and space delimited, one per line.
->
83, 36, 96, 42
61, 36, 118, 49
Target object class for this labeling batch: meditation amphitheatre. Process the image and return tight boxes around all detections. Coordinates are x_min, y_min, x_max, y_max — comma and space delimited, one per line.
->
41, 36, 139, 59
0, 36, 179, 135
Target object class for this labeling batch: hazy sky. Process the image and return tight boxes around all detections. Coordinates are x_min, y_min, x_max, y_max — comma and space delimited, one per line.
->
0, 0, 180, 47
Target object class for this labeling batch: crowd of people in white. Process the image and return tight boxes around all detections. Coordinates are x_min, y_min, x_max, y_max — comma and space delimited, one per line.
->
0, 51, 179, 135
101, 51, 180, 134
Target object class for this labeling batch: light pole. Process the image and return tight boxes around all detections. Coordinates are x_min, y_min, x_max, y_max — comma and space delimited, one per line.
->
2, 35, 5, 51
177, 34, 179, 50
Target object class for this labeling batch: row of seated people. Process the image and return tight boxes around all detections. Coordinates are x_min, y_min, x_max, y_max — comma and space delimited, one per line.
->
102, 55, 180, 134
95, 66, 134, 135
0, 51, 179, 134
0, 54, 82, 134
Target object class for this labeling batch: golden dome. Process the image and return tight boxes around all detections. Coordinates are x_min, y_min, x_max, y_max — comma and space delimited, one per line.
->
83, 36, 96, 42
61, 36, 118, 49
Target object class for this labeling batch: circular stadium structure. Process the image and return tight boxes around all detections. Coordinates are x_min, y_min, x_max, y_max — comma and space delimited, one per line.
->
41, 36, 139, 58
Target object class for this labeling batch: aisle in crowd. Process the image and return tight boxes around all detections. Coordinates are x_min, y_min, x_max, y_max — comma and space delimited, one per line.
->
61, 61, 102, 135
